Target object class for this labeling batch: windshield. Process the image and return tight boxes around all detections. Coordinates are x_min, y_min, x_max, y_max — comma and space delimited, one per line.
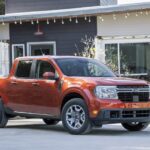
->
55, 58, 115, 77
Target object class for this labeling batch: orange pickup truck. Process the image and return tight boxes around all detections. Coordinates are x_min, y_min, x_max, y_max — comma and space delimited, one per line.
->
0, 56, 150, 134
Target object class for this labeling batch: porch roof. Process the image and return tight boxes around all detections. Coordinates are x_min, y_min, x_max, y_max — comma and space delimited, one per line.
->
1, 2, 150, 22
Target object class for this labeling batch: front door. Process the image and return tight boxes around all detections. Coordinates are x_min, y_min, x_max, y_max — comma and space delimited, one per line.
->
27, 42, 56, 56
29, 59, 60, 115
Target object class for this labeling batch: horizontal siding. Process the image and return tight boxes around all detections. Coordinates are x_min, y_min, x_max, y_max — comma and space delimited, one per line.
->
10, 17, 97, 64
6, 0, 100, 14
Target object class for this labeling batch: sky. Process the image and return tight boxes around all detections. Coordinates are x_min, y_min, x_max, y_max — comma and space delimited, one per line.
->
118, 0, 150, 4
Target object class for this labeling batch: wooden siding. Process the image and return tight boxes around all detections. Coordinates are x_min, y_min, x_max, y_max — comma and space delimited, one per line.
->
9, 17, 97, 63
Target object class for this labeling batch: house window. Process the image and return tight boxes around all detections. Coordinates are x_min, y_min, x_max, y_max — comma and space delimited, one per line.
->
105, 42, 150, 77
27, 42, 56, 56
12, 44, 25, 61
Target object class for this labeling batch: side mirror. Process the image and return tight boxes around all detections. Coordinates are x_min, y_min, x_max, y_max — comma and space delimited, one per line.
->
43, 72, 59, 80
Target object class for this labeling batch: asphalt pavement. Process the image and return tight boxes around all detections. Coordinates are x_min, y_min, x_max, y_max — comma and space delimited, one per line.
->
0, 119, 149, 150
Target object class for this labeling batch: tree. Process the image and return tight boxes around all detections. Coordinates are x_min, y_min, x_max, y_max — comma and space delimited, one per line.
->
0, 0, 5, 15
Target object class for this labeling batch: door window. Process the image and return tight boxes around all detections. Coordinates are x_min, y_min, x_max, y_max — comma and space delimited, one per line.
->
15, 60, 33, 78
35, 60, 55, 79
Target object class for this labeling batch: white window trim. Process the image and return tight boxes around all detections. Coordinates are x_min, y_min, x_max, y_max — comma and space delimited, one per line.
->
27, 41, 56, 56
12, 44, 25, 62
102, 38, 150, 76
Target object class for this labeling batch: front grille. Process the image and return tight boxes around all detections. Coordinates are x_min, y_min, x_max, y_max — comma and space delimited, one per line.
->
117, 85, 149, 102
122, 110, 150, 118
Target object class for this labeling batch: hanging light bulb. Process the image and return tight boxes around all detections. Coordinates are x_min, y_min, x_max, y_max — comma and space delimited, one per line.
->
84, 16, 87, 20
2, 21, 5, 26
62, 18, 64, 24
14, 21, 17, 24
75, 17, 78, 24
99, 16, 102, 20
101, 18, 104, 22
36, 19, 39, 24
135, 12, 138, 17
88, 17, 91, 23
54, 18, 56, 23
140, 11, 143, 15
31, 20, 34, 25
47, 19, 49, 24
145, 11, 149, 15
113, 14, 116, 20
20, 20, 22, 25
69, 17, 72, 22
125, 14, 128, 19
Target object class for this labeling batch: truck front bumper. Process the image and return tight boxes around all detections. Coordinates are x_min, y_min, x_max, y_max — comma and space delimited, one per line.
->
92, 108, 150, 124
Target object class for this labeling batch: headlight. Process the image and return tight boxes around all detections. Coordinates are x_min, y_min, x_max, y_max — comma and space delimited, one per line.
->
94, 86, 118, 99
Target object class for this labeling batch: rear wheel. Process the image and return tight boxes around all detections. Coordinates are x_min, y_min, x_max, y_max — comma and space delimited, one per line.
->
43, 119, 59, 125
0, 100, 8, 128
122, 122, 149, 131
62, 98, 92, 135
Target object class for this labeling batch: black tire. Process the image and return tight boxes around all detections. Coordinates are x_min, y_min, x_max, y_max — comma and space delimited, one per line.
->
62, 98, 92, 135
43, 119, 59, 125
0, 100, 8, 128
122, 122, 149, 131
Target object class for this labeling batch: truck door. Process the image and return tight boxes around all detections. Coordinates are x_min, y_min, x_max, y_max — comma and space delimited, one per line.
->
30, 59, 60, 116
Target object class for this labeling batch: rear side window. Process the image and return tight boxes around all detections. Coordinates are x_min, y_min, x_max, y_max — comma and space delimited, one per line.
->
15, 60, 32, 78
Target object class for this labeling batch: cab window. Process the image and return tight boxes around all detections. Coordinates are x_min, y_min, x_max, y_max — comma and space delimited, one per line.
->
35, 60, 56, 79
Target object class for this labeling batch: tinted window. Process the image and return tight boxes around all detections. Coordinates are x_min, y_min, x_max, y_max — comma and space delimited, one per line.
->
55, 58, 115, 77
16, 60, 32, 78
35, 60, 55, 79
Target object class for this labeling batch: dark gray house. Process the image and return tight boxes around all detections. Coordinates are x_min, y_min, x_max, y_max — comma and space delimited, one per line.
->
2, 0, 117, 64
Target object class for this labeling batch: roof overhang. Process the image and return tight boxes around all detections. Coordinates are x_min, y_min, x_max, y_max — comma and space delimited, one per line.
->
1, 2, 150, 23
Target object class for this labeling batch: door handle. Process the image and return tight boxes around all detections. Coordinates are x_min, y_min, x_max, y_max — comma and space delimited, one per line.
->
11, 81, 18, 85
32, 82, 39, 86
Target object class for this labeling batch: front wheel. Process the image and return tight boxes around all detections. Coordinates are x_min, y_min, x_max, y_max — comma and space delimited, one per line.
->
62, 98, 92, 135
122, 122, 149, 131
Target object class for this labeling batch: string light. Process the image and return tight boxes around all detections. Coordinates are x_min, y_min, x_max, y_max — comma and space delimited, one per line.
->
69, 17, 72, 22
31, 20, 34, 25
36, 19, 39, 24
62, 18, 64, 24
75, 17, 78, 24
88, 17, 91, 23
140, 11, 143, 15
84, 16, 87, 20
54, 18, 56, 23
14, 21, 17, 24
20, 20, 22, 25
47, 19, 49, 24
113, 14, 116, 20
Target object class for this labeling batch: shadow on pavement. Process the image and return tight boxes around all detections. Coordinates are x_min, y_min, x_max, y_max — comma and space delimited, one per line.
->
6, 123, 150, 136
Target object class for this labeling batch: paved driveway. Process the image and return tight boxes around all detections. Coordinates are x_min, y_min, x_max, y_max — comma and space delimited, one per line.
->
0, 119, 149, 150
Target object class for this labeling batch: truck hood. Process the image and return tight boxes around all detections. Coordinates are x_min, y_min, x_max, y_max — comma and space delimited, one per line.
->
73, 77, 149, 86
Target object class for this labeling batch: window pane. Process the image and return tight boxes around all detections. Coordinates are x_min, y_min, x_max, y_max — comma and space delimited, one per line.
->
35, 60, 55, 79
13, 45, 24, 60
16, 60, 32, 78
120, 43, 150, 74
105, 44, 118, 73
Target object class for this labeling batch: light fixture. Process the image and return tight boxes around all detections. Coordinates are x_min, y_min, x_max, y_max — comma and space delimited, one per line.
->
135, 13, 138, 17
75, 17, 78, 24
54, 18, 56, 23
36, 19, 39, 24
88, 17, 91, 23
125, 14, 128, 19
2, 21, 5, 26
69, 17, 72, 22
14, 21, 17, 24
145, 11, 149, 15
34, 24, 44, 36
62, 18, 64, 24
140, 11, 143, 15
47, 19, 49, 24
84, 16, 87, 20
20, 20, 22, 25
113, 14, 116, 20
99, 16, 102, 20
31, 20, 34, 25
